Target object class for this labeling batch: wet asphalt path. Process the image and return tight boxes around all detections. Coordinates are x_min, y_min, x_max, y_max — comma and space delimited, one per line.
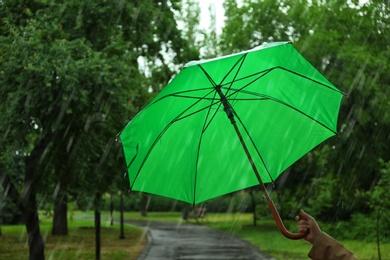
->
126, 220, 275, 260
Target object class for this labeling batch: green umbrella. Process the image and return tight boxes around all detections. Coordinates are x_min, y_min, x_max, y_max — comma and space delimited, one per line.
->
119, 42, 344, 239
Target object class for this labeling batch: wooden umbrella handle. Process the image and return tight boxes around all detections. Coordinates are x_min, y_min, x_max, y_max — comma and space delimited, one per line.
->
267, 198, 307, 240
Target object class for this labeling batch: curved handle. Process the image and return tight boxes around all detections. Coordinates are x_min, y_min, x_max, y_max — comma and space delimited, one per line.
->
267, 199, 308, 240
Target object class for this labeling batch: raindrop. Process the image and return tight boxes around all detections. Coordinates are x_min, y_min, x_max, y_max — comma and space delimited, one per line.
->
53, 182, 60, 199
66, 134, 74, 153
3, 125, 10, 140
24, 92, 32, 107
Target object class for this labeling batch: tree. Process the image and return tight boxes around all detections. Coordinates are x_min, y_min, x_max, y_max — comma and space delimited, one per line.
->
1, 0, 195, 259
368, 159, 390, 260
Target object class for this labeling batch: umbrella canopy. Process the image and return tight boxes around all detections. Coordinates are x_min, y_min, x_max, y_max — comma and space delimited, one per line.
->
119, 41, 343, 208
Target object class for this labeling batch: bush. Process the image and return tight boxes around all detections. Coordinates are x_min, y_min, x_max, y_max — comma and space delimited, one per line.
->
102, 190, 258, 213
323, 213, 389, 243
0, 185, 22, 224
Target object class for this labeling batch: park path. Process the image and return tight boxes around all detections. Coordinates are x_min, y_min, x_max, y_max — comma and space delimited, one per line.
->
126, 219, 275, 260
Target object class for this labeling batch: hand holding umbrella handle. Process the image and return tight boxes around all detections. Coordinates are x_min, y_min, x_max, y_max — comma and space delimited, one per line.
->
267, 199, 308, 240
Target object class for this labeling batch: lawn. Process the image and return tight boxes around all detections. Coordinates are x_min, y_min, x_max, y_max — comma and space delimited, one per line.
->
0, 213, 146, 260
1, 211, 388, 260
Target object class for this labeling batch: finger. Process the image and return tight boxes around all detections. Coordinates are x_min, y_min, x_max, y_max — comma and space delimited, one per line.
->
298, 219, 309, 225
298, 226, 310, 234
299, 222, 310, 230
298, 209, 313, 221
296, 210, 310, 221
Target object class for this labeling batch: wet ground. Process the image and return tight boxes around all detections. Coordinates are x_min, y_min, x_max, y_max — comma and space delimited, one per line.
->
127, 220, 275, 260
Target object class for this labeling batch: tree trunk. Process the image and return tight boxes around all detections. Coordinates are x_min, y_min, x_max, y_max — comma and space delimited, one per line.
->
110, 196, 114, 226
24, 156, 45, 260
376, 208, 382, 260
1, 173, 25, 217
276, 191, 285, 219
24, 198, 45, 260
140, 193, 148, 217
119, 192, 125, 239
249, 189, 257, 226
95, 193, 101, 260
52, 183, 68, 235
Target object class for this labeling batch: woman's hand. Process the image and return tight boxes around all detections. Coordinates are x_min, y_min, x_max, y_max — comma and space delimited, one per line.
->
295, 209, 322, 244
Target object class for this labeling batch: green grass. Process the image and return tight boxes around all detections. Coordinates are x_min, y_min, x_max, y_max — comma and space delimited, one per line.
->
0, 213, 146, 260
1, 211, 389, 260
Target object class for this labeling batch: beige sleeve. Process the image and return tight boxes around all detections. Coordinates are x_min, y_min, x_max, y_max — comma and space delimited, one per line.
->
308, 232, 357, 260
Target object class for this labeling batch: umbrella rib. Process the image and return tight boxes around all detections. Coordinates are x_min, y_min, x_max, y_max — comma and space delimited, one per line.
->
220, 66, 344, 95
269, 96, 339, 135
173, 99, 221, 122
193, 91, 223, 205
223, 54, 248, 107
226, 88, 338, 135
279, 67, 345, 95
231, 107, 275, 183
219, 54, 247, 87
126, 143, 139, 171
227, 97, 269, 101
149, 87, 216, 105
198, 66, 217, 87
170, 94, 216, 101
220, 68, 273, 89
229, 91, 337, 135
202, 101, 224, 132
